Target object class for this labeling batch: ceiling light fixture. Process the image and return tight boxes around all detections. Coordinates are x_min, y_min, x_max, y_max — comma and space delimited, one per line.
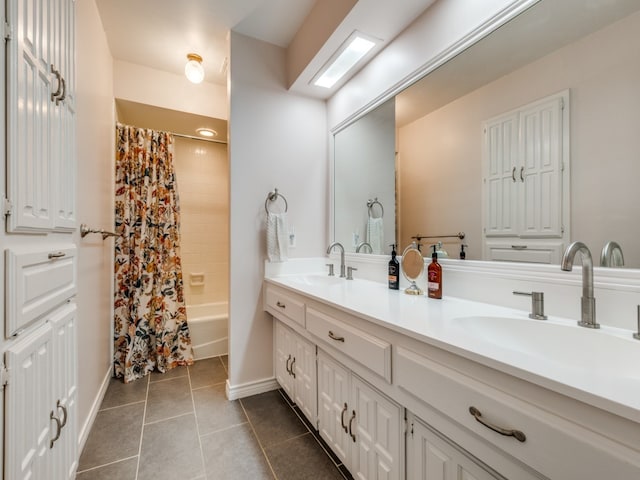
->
185, 53, 205, 84
196, 127, 217, 138
312, 32, 378, 89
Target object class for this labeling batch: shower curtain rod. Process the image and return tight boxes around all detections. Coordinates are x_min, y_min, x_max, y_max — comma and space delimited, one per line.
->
171, 132, 227, 145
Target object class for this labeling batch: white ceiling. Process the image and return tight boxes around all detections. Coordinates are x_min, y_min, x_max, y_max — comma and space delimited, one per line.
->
95, 0, 436, 97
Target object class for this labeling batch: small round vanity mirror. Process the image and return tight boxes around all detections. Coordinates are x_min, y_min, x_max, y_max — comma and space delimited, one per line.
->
401, 244, 424, 295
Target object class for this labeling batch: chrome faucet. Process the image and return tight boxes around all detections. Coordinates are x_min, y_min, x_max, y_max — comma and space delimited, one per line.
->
327, 242, 346, 278
561, 241, 599, 329
600, 241, 624, 267
355, 241, 373, 253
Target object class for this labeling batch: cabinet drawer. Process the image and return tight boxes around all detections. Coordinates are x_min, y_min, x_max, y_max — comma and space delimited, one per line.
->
307, 307, 391, 382
6, 246, 77, 337
265, 285, 305, 327
396, 346, 640, 480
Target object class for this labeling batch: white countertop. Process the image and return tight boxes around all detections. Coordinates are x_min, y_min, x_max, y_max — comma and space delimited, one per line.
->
265, 273, 640, 424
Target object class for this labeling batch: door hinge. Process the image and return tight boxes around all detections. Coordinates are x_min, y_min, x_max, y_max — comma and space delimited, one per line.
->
3, 20, 11, 41
3, 197, 12, 217
1, 365, 9, 388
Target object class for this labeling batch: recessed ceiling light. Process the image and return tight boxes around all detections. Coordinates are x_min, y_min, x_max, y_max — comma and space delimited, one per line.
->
313, 32, 378, 89
196, 128, 217, 138
185, 53, 205, 84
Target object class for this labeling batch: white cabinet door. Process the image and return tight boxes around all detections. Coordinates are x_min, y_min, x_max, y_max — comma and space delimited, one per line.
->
274, 320, 295, 400
317, 350, 351, 465
6, 0, 55, 232
274, 320, 317, 425
519, 96, 563, 238
4, 322, 54, 480
351, 375, 403, 480
407, 415, 500, 480
50, 302, 78, 479
52, 0, 76, 231
292, 333, 317, 425
6, 0, 76, 233
484, 113, 519, 237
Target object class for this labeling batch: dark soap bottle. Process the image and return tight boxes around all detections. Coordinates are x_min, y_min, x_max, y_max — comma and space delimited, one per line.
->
428, 244, 442, 299
388, 244, 399, 290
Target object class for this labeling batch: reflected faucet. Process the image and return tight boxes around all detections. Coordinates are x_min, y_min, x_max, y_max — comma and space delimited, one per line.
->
561, 241, 599, 329
600, 241, 625, 267
356, 242, 373, 253
327, 242, 346, 278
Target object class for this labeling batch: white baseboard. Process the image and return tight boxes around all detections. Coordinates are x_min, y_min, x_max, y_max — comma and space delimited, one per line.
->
225, 376, 279, 400
77, 367, 112, 454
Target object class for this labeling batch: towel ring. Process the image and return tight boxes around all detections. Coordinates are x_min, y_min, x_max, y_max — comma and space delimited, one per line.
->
367, 198, 384, 219
265, 189, 288, 214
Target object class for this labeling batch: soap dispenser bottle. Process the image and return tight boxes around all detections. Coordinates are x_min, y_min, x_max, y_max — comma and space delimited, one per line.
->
427, 244, 442, 299
388, 244, 399, 290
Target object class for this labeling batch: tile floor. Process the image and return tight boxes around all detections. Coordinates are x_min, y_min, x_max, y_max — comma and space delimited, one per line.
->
76, 356, 350, 480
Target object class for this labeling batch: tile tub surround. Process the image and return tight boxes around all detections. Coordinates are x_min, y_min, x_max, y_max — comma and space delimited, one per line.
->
76, 356, 349, 480
266, 267, 640, 424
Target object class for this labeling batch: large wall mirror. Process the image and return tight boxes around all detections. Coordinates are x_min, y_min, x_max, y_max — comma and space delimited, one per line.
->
333, 0, 640, 268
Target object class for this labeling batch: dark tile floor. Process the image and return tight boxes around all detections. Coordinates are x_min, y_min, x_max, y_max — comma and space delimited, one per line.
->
75, 356, 348, 480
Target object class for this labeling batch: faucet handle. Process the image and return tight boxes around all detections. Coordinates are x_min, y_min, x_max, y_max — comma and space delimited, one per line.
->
326, 263, 335, 276
346, 266, 357, 280
634, 305, 640, 341
513, 291, 547, 320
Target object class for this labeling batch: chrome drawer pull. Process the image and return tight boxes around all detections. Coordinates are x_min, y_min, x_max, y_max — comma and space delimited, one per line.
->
469, 406, 526, 442
48, 251, 66, 259
50, 411, 62, 448
276, 301, 286, 309
328, 331, 345, 342
340, 403, 348, 433
348, 410, 357, 442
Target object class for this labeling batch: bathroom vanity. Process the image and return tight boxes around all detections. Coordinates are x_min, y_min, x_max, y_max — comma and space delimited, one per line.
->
264, 271, 640, 480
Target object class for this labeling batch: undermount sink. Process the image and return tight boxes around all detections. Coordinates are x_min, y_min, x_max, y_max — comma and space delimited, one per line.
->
450, 315, 640, 377
280, 274, 345, 287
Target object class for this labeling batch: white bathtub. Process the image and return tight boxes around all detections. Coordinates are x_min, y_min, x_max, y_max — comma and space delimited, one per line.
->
186, 302, 228, 360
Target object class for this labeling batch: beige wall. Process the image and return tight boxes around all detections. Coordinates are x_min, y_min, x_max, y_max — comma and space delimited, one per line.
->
75, 0, 115, 444
228, 32, 327, 394
113, 60, 227, 121
173, 137, 229, 306
398, 10, 640, 265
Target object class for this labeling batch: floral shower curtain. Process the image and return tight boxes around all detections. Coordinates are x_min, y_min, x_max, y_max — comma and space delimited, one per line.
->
113, 124, 194, 383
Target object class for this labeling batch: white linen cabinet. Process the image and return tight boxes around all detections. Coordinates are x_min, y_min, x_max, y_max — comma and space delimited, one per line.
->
6, 0, 76, 232
4, 302, 78, 480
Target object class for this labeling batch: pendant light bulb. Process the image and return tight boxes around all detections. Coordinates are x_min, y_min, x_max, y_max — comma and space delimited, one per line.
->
185, 53, 205, 84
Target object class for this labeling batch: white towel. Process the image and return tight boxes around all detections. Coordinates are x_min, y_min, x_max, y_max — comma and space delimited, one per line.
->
267, 212, 289, 262
367, 217, 384, 255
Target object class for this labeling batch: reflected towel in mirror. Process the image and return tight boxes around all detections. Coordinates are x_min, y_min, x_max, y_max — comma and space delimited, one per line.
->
367, 217, 384, 254
267, 212, 289, 262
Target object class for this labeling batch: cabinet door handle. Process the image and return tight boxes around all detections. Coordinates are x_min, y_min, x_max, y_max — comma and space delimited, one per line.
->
57, 76, 66, 105
340, 403, 348, 433
348, 410, 357, 442
50, 411, 62, 448
520, 166, 525, 182
276, 301, 286, 309
50, 64, 62, 102
57, 399, 68, 428
290, 357, 296, 379
511, 167, 516, 182
285, 354, 292, 375
328, 331, 345, 342
468, 406, 526, 442
48, 251, 66, 259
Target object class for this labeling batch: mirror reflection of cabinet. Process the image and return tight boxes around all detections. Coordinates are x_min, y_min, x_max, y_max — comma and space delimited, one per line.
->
482, 91, 569, 263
